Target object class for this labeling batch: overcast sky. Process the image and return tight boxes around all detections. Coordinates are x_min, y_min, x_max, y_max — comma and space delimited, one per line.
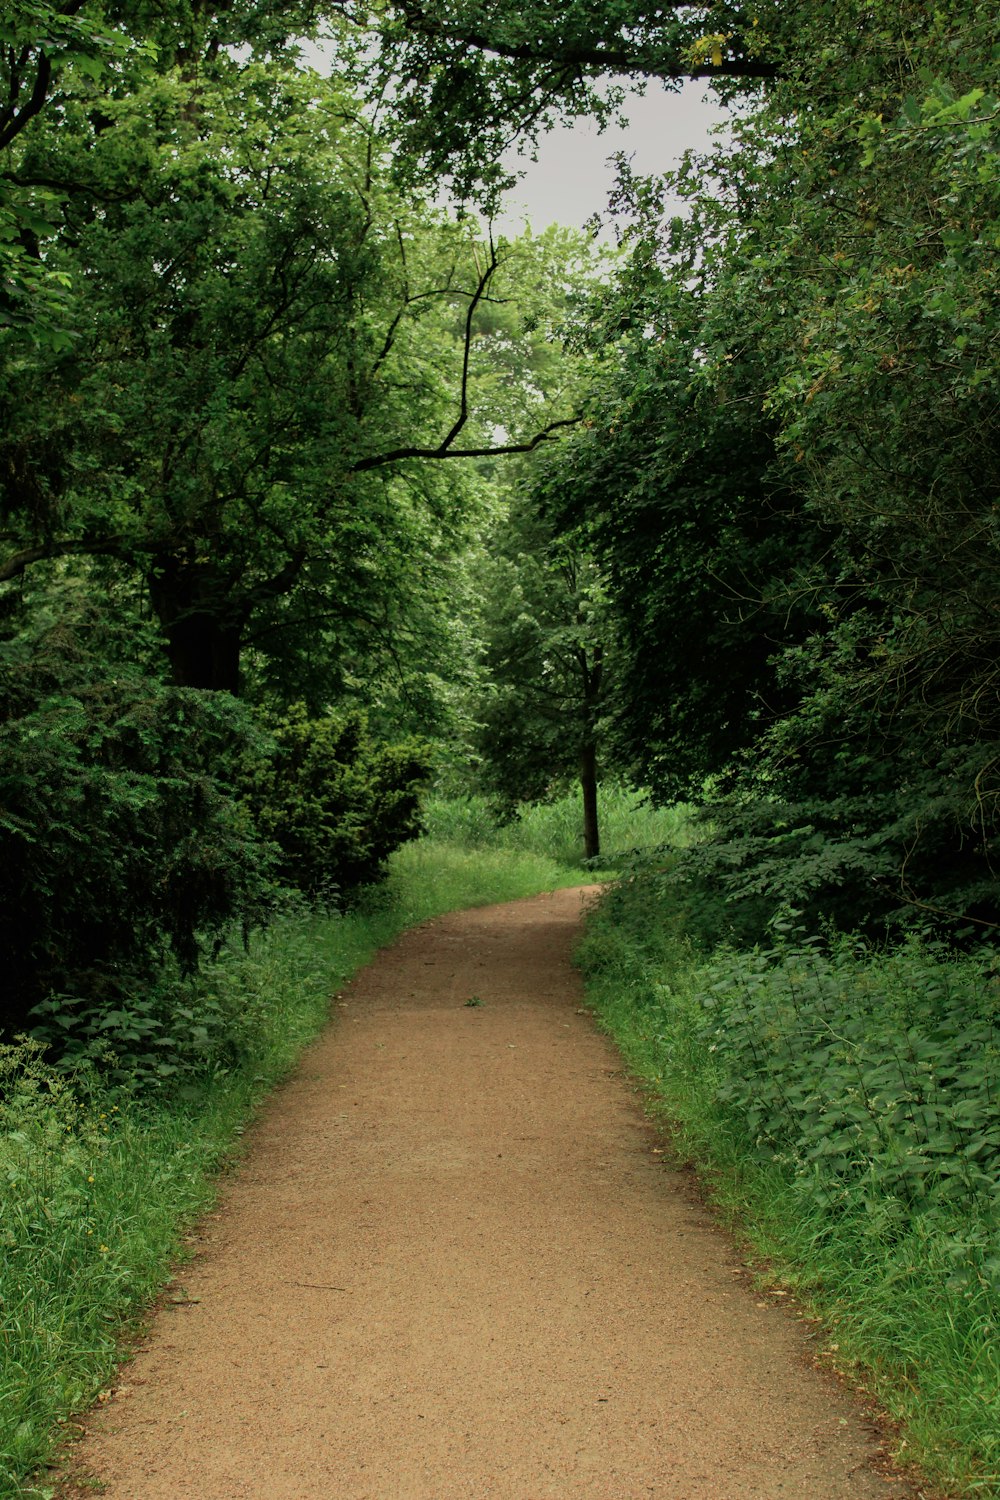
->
300, 38, 727, 234
497, 80, 726, 235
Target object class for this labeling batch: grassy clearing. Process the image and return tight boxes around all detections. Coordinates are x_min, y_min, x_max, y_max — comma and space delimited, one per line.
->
577, 875, 1000, 1499
0, 831, 596, 1500
421, 783, 695, 872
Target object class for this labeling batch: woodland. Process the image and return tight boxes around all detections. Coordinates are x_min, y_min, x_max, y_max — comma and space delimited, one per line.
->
1, 0, 1000, 1495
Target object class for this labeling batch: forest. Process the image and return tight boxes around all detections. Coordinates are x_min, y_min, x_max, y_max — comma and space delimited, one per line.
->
1, 0, 999, 1495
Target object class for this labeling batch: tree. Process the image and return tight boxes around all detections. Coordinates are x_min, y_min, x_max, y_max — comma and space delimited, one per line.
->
0, 0, 327, 339
354, 0, 778, 201
0, 578, 272, 1035
0, 58, 576, 694
676, 0, 1000, 935
505, 0, 1000, 937
473, 490, 614, 859
531, 244, 823, 802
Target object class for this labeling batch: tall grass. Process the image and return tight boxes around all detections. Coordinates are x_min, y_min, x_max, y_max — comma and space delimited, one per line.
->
421, 784, 696, 870
578, 874, 1000, 1498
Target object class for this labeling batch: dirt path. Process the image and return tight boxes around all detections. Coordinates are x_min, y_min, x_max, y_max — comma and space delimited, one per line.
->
59, 887, 922, 1499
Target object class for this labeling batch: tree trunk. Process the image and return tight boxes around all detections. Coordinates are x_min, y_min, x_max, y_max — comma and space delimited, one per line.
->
162, 610, 243, 692
578, 637, 603, 862
148, 557, 244, 693
580, 740, 600, 861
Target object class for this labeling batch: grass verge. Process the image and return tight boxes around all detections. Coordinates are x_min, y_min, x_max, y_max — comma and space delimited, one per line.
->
577, 875, 1000, 1499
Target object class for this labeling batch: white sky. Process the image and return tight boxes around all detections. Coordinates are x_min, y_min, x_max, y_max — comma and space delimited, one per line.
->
298, 38, 727, 234
498, 80, 725, 234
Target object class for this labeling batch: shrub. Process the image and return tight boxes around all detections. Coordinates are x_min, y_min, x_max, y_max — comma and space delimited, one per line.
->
242, 705, 431, 902
0, 604, 274, 1038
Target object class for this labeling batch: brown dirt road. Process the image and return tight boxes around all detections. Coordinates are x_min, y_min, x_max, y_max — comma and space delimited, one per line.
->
58, 887, 926, 1500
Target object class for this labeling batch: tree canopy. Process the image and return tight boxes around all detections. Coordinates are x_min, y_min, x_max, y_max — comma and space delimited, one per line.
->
519, 0, 1000, 937
3, 0, 999, 1042
355, 0, 777, 199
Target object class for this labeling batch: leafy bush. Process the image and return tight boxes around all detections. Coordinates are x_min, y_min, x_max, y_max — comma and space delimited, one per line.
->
25, 892, 330, 1092
693, 938, 1000, 1228
0, 605, 274, 1038
584, 879, 1000, 1232
658, 731, 1000, 950
28, 969, 241, 1091
242, 705, 430, 902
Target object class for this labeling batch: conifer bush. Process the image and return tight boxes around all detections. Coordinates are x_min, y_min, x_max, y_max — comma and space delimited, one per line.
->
0, 609, 273, 1040
241, 705, 431, 903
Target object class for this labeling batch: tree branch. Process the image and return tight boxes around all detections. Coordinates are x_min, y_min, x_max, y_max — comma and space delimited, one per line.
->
436, 232, 499, 454
0, 535, 156, 583
391, 4, 777, 83
351, 417, 579, 473
0, 50, 52, 152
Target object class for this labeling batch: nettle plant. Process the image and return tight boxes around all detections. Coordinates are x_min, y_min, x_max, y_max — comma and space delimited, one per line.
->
689, 934, 1000, 1254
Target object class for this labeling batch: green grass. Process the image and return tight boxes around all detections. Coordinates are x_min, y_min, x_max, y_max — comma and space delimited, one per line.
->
577, 874, 1000, 1499
420, 784, 695, 872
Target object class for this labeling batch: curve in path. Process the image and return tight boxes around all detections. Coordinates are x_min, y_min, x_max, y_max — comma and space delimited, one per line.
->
59, 887, 921, 1499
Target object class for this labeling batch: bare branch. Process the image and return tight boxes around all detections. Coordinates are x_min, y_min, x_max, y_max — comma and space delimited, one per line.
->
351, 416, 579, 473
437, 232, 499, 454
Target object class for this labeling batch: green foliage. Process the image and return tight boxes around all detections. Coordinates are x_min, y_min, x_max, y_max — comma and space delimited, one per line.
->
242, 705, 431, 902
696, 937, 1000, 1221
0, 0, 142, 343
28, 968, 239, 1092
0, 0, 332, 341
1, 48, 574, 698
521, 0, 1000, 938
0, 596, 273, 1038
579, 874, 1000, 1493
662, 738, 1000, 948
362, 0, 775, 203
536, 283, 821, 798
0, 1034, 253, 1500
472, 491, 612, 816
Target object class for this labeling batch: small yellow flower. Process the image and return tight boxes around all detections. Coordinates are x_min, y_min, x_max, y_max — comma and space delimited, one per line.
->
99, 1245, 110, 1254
87, 1175, 95, 1183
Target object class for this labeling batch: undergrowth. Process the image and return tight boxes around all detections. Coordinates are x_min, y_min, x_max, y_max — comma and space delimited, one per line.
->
0, 834, 592, 1500
577, 874, 1000, 1498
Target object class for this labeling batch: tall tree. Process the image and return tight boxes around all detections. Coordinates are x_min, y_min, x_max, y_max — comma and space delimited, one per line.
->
540, 0, 1000, 934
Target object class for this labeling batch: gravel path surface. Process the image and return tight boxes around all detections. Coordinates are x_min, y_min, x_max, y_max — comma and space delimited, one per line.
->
57, 886, 923, 1499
